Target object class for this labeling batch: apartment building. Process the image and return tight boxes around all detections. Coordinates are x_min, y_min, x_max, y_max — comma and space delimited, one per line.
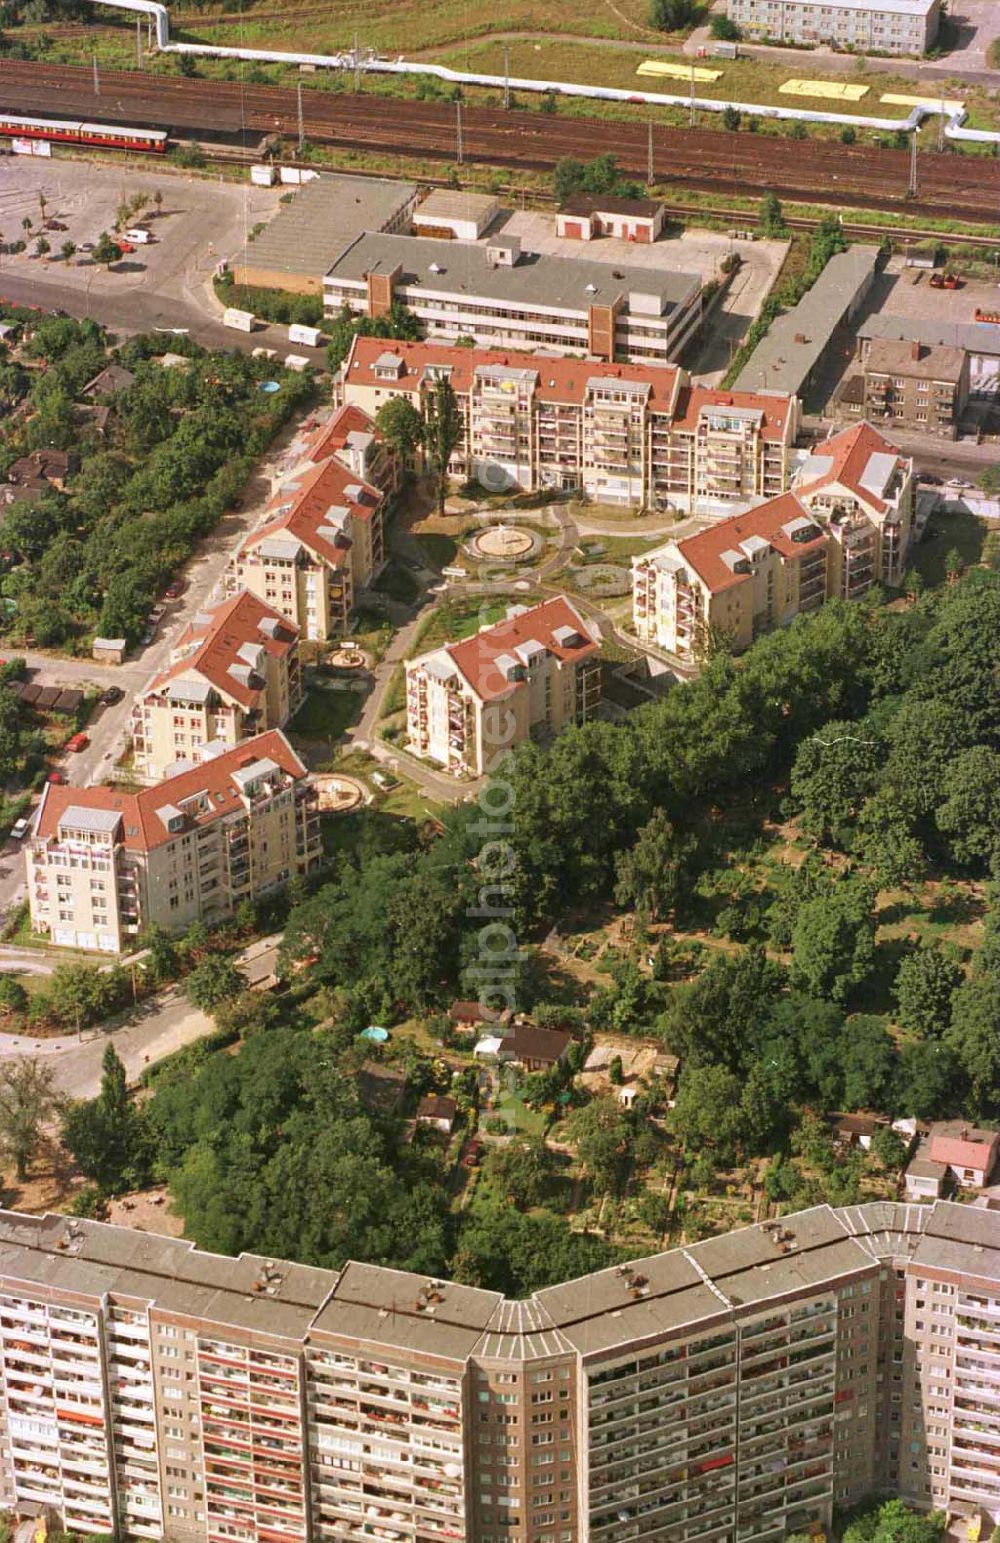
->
726, 0, 940, 55
406, 597, 601, 776
340, 337, 798, 513
25, 731, 321, 952
131, 591, 302, 783
859, 339, 969, 440
634, 421, 913, 657
227, 451, 385, 643
324, 232, 703, 368
0, 1201, 995, 1543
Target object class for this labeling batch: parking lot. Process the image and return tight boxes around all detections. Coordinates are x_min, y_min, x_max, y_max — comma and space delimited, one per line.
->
0, 155, 283, 330
877, 256, 1000, 325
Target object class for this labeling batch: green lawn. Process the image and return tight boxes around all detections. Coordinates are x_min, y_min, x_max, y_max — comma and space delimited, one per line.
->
414, 595, 542, 654
911, 510, 988, 588
492, 1090, 548, 1136
288, 683, 364, 741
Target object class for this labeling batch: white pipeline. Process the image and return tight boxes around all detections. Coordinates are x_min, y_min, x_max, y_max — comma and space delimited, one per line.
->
81, 0, 998, 146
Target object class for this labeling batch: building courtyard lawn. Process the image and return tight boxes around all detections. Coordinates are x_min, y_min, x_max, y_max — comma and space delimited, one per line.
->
287, 682, 365, 742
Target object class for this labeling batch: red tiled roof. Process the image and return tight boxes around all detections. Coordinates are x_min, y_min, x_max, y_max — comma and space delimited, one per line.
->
142, 590, 298, 712
929, 1126, 1000, 1174
346, 335, 683, 412
669, 384, 794, 443
441, 596, 598, 703
243, 456, 382, 570
795, 421, 903, 515
670, 491, 826, 595
305, 403, 381, 463
35, 730, 307, 853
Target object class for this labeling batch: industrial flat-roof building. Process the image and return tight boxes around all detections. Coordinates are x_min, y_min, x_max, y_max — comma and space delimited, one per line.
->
734, 244, 880, 402
0, 1200, 995, 1543
726, 0, 940, 54
412, 188, 501, 241
231, 171, 420, 296
324, 230, 703, 367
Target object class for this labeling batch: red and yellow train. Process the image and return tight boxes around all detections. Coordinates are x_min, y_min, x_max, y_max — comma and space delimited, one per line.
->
0, 111, 168, 153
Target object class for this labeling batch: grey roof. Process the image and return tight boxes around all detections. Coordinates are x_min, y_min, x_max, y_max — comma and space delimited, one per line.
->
60, 805, 122, 834
865, 337, 966, 382
168, 676, 214, 704
859, 312, 1000, 359
311, 1261, 501, 1363
734, 245, 880, 396
325, 232, 700, 319
912, 1201, 1000, 1284
234, 173, 418, 281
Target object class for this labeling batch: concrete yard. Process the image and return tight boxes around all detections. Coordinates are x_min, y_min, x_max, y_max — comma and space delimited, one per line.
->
0, 156, 285, 339
499, 210, 788, 383
877, 256, 1000, 326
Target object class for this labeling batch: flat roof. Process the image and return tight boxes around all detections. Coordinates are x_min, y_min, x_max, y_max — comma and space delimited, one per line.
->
734, 245, 880, 396
325, 232, 700, 317
416, 189, 499, 220
773, 0, 936, 12
859, 312, 1000, 358
234, 172, 418, 280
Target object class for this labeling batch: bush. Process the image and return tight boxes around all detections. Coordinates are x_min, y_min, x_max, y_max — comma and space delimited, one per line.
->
709, 12, 740, 37
722, 105, 741, 131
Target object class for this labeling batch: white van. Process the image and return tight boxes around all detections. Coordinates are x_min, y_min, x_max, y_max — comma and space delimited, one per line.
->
124, 227, 153, 244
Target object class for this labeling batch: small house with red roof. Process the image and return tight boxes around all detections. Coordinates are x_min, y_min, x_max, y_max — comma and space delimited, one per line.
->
927, 1123, 1000, 1190
131, 590, 302, 783
406, 596, 600, 776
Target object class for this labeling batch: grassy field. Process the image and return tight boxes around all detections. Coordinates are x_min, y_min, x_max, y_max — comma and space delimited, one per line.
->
911, 509, 988, 587
288, 682, 365, 741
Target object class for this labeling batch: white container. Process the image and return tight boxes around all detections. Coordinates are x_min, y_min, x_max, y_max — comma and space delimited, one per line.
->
252, 346, 278, 360
251, 163, 277, 186
284, 353, 311, 371
223, 307, 255, 333
288, 323, 322, 348
124, 227, 152, 244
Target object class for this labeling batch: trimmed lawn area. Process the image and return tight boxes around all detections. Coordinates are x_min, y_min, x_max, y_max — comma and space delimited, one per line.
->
288, 683, 365, 741
911, 509, 988, 588
492, 1089, 549, 1136
414, 594, 544, 654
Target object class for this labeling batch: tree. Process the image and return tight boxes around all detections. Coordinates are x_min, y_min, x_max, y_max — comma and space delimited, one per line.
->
636, 1190, 671, 1236
722, 105, 742, 130
566, 1096, 633, 1195
613, 808, 696, 920
840, 125, 857, 144
659, 945, 786, 1071
0, 1060, 61, 1179
893, 944, 963, 1038
892, 1038, 958, 1120
944, 547, 965, 584
34, 236, 50, 259
185, 955, 245, 1012
710, 11, 740, 37
648, 0, 695, 28
61, 1044, 152, 1194
936, 746, 1000, 869
0, 976, 28, 1018
375, 396, 424, 466
422, 375, 464, 515
93, 231, 120, 267
790, 880, 876, 1005
945, 969, 1000, 1117
758, 192, 786, 237
481, 1137, 554, 1210
839, 1014, 896, 1111
670, 1064, 745, 1160
60, 240, 76, 263
870, 1125, 908, 1172
789, 719, 883, 848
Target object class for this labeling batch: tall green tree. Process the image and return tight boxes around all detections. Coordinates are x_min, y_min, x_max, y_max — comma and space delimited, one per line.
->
61, 1044, 152, 1194
893, 944, 963, 1038
0, 1060, 61, 1180
613, 808, 696, 920
422, 376, 464, 514
790, 880, 876, 1006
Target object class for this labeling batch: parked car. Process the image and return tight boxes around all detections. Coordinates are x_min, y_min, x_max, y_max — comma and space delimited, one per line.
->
139, 629, 154, 647
9, 817, 30, 840
66, 732, 89, 752
101, 686, 124, 706
164, 581, 183, 600
47, 770, 67, 785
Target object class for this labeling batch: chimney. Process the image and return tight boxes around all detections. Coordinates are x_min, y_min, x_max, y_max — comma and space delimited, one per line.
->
911, 340, 922, 362
794, 332, 807, 345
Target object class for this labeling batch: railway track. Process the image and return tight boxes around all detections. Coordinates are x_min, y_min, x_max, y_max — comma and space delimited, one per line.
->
2, 59, 999, 223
